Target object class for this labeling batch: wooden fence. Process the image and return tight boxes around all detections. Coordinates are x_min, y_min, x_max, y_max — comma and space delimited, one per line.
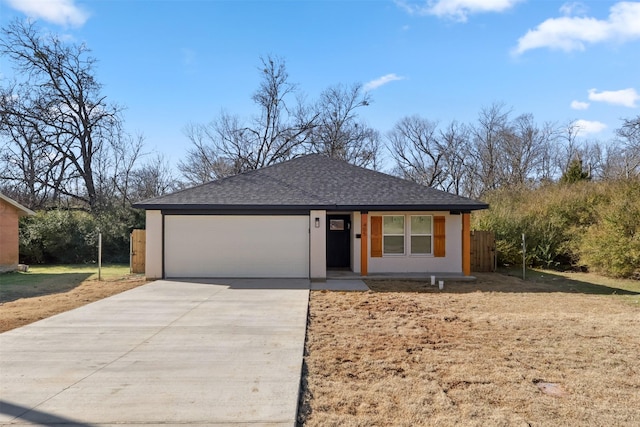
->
130, 229, 146, 274
471, 230, 496, 272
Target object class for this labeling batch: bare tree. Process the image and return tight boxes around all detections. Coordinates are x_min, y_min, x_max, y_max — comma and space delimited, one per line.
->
130, 154, 179, 201
615, 115, 640, 178
618, 115, 640, 149
498, 114, 556, 187
554, 120, 585, 179
178, 121, 235, 185
310, 83, 380, 168
388, 115, 445, 187
240, 56, 315, 168
388, 118, 477, 196
439, 120, 472, 196
108, 133, 145, 207
0, 20, 125, 211
179, 55, 316, 184
469, 102, 511, 196
0, 85, 70, 208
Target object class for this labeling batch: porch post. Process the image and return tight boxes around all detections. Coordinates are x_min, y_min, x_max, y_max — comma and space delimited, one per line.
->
462, 212, 471, 276
360, 212, 368, 276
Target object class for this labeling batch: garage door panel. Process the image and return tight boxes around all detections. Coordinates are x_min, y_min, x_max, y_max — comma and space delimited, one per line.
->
164, 215, 309, 278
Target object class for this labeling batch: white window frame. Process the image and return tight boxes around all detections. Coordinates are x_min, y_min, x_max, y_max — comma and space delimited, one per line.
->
410, 215, 433, 256
382, 215, 405, 255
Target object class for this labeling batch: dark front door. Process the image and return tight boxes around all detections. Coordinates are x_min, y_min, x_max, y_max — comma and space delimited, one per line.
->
326, 215, 351, 268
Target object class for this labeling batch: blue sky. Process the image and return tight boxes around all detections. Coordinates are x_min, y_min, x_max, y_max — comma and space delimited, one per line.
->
1, 0, 639, 171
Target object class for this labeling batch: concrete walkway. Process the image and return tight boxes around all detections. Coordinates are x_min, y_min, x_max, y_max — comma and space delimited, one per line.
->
0, 279, 310, 426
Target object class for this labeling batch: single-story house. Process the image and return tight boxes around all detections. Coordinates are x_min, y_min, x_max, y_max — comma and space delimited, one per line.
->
133, 154, 488, 280
0, 193, 35, 273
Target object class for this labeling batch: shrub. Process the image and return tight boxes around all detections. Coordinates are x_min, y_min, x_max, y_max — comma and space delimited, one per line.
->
19, 210, 96, 264
577, 181, 640, 278
473, 185, 578, 268
19, 207, 145, 264
473, 179, 640, 278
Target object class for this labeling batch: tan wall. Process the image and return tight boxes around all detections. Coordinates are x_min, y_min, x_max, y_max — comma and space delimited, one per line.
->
145, 210, 163, 279
309, 210, 327, 280
351, 212, 362, 274
0, 201, 20, 269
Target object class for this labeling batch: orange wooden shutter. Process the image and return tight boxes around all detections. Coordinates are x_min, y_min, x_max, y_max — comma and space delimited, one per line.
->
371, 216, 382, 257
434, 216, 446, 257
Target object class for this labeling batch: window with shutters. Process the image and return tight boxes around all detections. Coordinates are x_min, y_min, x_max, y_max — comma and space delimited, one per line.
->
370, 214, 446, 258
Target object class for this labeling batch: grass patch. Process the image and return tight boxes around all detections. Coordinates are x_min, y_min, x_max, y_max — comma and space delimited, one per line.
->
0, 264, 147, 332
299, 272, 640, 426
0, 264, 134, 303
367, 269, 640, 297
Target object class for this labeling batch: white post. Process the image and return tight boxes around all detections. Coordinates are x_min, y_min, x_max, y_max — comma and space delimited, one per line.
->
522, 233, 526, 281
98, 232, 102, 281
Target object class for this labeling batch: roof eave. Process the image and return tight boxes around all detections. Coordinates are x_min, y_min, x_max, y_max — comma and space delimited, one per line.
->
131, 203, 333, 211
132, 202, 489, 212
0, 193, 36, 216
334, 204, 489, 212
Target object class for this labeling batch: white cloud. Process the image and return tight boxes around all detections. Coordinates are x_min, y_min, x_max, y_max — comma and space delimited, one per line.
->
588, 88, 639, 108
363, 74, 405, 92
395, 0, 521, 22
559, 2, 589, 17
513, 1, 640, 55
5, 0, 89, 27
574, 119, 607, 136
571, 100, 590, 110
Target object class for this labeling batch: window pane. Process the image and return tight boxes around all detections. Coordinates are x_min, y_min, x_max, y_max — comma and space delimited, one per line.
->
384, 216, 404, 235
384, 236, 405, 254
329, 219, 344, 231
411, 216, 431, 235
411, 236, 431, 254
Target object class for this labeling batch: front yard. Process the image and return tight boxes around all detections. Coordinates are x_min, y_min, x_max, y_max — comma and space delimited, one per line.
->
298, 271, 640, 426
2, 265, 639, 425
0, 264, 147, 332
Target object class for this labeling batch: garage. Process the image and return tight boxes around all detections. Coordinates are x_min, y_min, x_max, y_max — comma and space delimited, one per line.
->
164, 215, 310, 278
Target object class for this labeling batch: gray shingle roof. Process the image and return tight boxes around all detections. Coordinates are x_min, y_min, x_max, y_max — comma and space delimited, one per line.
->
133, 154, 488, 211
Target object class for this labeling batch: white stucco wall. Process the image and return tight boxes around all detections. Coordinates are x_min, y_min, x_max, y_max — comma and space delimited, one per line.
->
145, 210, 163, 279
164, 215, 309, 278
309, 210, 327, 280
367, 212, 463, 274
351, 212, 362, 274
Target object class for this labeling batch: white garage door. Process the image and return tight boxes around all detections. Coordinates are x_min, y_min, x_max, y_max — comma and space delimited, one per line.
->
164, 215, 309, 278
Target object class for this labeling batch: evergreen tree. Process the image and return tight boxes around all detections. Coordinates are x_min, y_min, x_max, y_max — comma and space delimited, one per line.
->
560, 158, 589, 184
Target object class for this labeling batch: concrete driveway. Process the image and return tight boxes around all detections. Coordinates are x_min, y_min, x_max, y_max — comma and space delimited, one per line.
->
0, 279, 310, 426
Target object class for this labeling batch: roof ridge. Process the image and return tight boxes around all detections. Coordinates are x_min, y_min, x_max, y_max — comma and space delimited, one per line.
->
260, 164, 331, 205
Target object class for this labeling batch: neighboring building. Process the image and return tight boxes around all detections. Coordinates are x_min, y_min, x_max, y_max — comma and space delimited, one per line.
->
133, 154, 488, 280
0, 194, 35, 273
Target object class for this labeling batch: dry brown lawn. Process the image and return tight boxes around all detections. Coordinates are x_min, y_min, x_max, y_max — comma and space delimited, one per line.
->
0, 266, 148, 332
298, 272, 640, 426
